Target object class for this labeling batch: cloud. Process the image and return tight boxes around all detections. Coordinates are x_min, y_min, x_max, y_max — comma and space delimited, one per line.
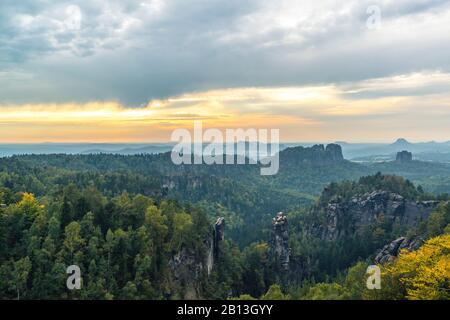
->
1, 70, 450, 142
1, 0, 450, 105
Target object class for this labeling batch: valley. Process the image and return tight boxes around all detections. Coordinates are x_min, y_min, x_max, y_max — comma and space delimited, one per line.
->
1, 143, 450, 299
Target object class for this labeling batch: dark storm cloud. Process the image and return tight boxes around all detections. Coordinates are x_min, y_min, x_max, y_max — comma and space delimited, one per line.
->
1, 0, 450, 105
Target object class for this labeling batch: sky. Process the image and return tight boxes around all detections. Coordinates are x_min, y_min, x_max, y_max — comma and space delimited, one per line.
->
1, 0, 450, 143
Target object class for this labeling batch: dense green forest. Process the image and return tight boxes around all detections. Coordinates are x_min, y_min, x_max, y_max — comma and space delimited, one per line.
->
1, 148, 450, 299
4, 148, 450, 246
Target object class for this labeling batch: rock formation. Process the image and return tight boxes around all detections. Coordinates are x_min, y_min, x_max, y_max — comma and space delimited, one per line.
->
205, 217, 226, 275
168, 217, 225, 299
213, 217, 225, 260
374, 236, 424, 264
280, 144, 344, 166
168, 246, 207, 299
396, 150, 413, 162
325, 144, 345, 162
314, 190, 438, 241
267, 212, 308, 286
268, 212, 290, 271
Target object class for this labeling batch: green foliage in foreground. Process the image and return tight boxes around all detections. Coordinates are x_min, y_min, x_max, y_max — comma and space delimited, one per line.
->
0, 190, 219, 299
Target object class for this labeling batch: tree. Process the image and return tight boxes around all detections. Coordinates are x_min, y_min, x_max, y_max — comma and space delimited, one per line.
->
170, 212, 193, 251
144, 205, 168, 274
145, 205, 168, 241
120, 281, 138, 300
230, 294, 256, 300
344, 261, 370, 299
47, 215, 61, 241
369, 234, 450, 300
62, 222, 85, 261
60, 195, 73, 228
303, 283, 350, 300
425, 204, 450, 237
0, 212, 7, 262
241, 243, 267, 297
261, 284, 290, 300
10, 257, 32, 300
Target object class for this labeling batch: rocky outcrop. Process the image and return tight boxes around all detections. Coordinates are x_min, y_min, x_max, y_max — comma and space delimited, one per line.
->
396, 150, 413, 162
206, 217, 225, 275
268, 212, 290, 270
326, 144, 345, 162
162, 176, 204, 191
168, 217, 225, 299
267, 212, 308, 286
168, 246, 208, 299
374, 237, 424, 264
280, 144, 344, 166
213, 217, 225, 260
314, 190, 438, 241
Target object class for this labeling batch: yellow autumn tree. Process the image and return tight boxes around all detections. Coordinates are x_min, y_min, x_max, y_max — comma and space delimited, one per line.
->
372, 234, 450, 300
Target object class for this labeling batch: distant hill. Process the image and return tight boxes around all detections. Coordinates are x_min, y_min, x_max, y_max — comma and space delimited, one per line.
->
339, 138, 450, 161
4, 139, 450, 163
0, 143, 170, 156
391, 138, 412, 148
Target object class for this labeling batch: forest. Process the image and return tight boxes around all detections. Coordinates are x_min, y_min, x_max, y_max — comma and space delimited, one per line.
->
1, 149, 449, 300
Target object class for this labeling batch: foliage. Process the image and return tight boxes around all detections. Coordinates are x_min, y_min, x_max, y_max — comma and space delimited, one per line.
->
0, 190, 213, 299
368, 234, 450, 300
261, 284, 291, 300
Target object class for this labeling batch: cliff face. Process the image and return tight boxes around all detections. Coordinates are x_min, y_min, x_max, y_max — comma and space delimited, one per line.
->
267, 212, 308, 286
213, 217, 225, 260
167, 217, 225, 299
313, 190, 438, 241
325, 144, 345, 162
374, 236, 424, 264
268, 212, 290, 271
396, 150, 413, 162
168, 246, 209, 299
280, 143, 344, 166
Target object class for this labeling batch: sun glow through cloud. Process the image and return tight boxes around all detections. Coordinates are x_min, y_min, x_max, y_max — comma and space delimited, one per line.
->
1, 71, 450, 143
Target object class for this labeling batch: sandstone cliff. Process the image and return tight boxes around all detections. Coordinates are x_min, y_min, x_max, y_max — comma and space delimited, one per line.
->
313, 190, 438, 241
268, 212, 290, 271
396, 150, 413, 162
280, 143, 345, 166
167, 217, 225, 299
374, 236, 424, 264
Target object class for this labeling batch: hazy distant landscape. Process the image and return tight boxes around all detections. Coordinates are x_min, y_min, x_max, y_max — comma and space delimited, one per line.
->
4, 138, 450, 162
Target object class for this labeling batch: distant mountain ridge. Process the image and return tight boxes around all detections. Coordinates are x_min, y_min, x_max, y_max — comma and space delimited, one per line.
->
339, 138, 450, 161
391, 138, 412, 148
3, 139, 450, 163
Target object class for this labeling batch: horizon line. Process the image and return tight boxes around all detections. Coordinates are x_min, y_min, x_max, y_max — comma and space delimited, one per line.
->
0, 139, 449, 145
